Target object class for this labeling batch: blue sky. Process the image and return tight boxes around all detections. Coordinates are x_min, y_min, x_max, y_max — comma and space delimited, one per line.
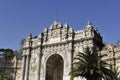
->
0, 0, 120, 50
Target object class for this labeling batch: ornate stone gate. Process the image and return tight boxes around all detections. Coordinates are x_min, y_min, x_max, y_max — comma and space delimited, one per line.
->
20, 21, 104, 80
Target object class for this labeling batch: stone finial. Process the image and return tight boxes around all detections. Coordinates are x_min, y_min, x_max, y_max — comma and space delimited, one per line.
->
63, 23, 69, 29
58, 23, 62, 28
86, 20, 93, 29
69, 27, 73, 33
53, 20, 58, 26
44, 27, 48, 33
27, 33, 32, 39
38, 33, 42, 38
95, 27, 98, 31
87, 20, 92, 25
50, 25, 53, 30
95, 28, 99, 33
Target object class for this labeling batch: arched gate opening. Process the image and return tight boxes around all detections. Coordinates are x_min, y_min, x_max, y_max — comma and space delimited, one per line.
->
45, 54, 64, 80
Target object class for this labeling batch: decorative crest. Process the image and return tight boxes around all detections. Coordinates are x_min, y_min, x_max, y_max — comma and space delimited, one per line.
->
50, 21, 62, 30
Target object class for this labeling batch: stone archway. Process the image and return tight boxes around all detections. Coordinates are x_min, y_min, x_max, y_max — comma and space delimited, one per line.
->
45, 54, 64, 80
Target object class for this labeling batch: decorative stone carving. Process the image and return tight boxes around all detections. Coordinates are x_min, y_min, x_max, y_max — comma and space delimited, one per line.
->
68, 28, 74, 38
30, 52, 38, 71
62, 30, 68, 40
50, 21, 62, 30
43, 28, 48, 42
19, 21, 107, 80
63, 23, 69, 29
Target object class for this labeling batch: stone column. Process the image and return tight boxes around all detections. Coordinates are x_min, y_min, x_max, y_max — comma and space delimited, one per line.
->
21, 55, 26, 80
25, 55, 30, 80
37, 47, 42, 80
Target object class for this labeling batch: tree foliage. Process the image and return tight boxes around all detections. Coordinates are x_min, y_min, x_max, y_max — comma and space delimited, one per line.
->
0, 48, 14, 59
70, 47, 117, 80
0, 48, 14, 80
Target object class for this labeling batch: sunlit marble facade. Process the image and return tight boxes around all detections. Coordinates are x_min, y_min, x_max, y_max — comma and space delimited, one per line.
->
15, 21, 120, 80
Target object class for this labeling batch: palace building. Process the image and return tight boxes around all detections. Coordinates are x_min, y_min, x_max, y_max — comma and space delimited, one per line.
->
7, 21, 120, 80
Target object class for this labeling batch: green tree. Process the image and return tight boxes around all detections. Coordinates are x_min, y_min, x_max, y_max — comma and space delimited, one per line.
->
0, 76, 6, 80
0, 75, 11, 80
70, 47, 117, 80
0, 48, 14, 80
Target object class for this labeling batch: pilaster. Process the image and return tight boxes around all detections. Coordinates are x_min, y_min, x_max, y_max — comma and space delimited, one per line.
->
21, 55, 26, 80
25, 55, 30, 80
37, 47, 42, 80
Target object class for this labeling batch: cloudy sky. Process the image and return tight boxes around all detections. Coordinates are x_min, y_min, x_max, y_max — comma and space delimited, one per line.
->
0, 0, 120, 50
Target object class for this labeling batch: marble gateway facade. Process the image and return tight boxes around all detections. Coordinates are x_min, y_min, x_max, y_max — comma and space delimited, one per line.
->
15, 21, 120, 80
